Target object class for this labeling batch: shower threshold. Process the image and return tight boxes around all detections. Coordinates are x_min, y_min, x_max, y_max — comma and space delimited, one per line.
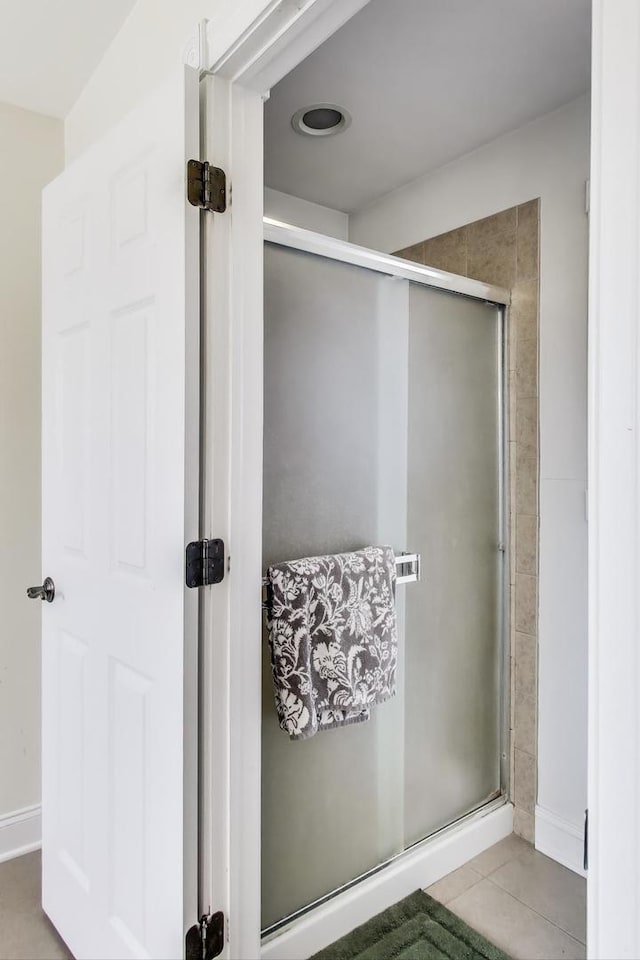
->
261, 789, 505, 942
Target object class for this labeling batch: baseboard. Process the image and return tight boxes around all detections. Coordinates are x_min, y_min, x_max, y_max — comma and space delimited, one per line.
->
261, 800, 513, 960
535, 805, 586, 877
0, 804, 41, 863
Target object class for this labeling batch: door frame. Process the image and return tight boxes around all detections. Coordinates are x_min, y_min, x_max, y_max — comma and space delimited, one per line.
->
200, 1, 632, 957
587, 2, 640, 957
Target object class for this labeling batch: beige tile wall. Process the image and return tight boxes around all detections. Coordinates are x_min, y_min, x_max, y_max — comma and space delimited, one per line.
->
395, 200, 540, 841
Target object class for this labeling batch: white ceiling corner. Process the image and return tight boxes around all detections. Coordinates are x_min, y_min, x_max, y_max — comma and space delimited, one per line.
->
0, 0, 138, 118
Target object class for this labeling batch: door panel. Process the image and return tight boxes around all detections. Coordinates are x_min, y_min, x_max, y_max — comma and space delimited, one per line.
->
41, 66, 200, 960
403, 284, 501, 847
261, 242, 503, 929
262, 245, 409, 928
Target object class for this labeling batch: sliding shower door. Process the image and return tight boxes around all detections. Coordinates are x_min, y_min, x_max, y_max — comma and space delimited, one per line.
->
262, 240, 504, 931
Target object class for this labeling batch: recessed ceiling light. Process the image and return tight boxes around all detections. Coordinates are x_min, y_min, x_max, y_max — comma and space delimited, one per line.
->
291, 104, 351, 137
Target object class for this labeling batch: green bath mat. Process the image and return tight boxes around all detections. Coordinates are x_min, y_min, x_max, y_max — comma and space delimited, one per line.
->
310, 890, 511, 960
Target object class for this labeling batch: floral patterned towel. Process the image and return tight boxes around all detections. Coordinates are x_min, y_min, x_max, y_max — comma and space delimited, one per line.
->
266, 546, 398, 740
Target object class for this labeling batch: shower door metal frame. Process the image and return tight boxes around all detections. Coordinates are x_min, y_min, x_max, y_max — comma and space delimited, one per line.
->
262, 218, 512, 933
263, 218, 511, 304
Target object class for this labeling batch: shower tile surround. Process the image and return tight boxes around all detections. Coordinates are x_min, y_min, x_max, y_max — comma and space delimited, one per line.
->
395, 200, 540, 841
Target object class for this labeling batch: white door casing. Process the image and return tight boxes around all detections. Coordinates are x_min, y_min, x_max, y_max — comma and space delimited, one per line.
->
41, 66, 200, 960
588, 1, 640, 957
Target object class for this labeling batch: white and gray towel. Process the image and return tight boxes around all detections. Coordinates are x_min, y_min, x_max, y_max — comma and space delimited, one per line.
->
266, 545, 398, 740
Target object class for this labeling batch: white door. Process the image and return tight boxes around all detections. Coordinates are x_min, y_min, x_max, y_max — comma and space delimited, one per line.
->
40, 66, 200, 960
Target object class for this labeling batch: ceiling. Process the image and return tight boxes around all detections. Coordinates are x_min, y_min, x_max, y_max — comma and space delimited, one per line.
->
0, 0, 137, 117
264, 0, 591, 213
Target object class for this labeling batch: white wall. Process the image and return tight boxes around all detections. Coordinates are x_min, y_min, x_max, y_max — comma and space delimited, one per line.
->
0, 101, 64, 853
64, 0, 295, 162
64, 0, 213, 161
351, 95, 590, 870
265, 187, 348, 239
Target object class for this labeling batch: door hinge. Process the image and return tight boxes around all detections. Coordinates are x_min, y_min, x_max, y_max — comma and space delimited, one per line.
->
186, 538, 225, 588
185, 911, 225, 960
187, 160, 227, 213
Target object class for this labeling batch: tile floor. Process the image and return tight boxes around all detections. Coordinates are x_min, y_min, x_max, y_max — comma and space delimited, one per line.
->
426, 833, 586, 959
0, 835, 585, 959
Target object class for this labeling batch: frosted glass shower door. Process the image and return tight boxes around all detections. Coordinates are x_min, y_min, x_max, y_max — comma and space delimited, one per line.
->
403, 283, 502, 848
262, 241, 504, 931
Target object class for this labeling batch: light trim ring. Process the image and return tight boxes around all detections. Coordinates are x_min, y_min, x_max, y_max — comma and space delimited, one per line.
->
291, 103, 352, 137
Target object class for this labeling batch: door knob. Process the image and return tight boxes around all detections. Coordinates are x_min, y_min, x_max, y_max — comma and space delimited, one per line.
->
27, 577, 55, 603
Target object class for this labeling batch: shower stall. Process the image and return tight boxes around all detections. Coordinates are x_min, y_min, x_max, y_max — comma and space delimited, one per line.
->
261, 220, 510, 937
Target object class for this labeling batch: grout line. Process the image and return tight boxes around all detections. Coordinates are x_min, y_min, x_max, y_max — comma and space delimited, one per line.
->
425, 870, 485, 907
483, 874, 586, 946
443, 878, 485, 908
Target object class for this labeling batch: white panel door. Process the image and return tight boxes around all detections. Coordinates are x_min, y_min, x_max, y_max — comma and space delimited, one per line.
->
40, 66, 200, 960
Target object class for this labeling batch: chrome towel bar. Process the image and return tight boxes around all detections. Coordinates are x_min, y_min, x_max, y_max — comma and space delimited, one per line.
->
261, 551, 421, 609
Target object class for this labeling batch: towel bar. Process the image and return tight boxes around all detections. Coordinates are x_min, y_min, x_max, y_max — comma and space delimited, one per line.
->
261, 551, 421, 609
395, 553, 421, 584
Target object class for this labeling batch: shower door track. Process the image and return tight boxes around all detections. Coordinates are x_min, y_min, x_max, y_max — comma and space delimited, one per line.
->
264, 218, 511, 306
261, 218, 512, 949
261, 792, 506, 941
